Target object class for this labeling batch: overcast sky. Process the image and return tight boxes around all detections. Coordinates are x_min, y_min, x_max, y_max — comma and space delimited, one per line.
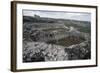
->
23, 10, 91, 21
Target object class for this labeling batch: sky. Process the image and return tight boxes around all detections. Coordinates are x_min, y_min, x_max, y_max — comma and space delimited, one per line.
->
23, 10, 91, 21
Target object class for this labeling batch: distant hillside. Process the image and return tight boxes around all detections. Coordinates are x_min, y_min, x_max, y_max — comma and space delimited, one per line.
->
23, 15, 90, 24
23, 15, 91, 33
23, 16, 56, 23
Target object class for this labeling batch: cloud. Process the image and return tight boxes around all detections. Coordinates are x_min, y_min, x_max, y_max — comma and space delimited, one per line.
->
23, 10, 91, 21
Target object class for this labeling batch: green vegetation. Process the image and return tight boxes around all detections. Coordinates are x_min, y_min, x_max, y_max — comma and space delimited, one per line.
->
64, 21, 91, 33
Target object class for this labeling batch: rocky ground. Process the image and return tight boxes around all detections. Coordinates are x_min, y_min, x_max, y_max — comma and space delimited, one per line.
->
23, 40, 90, 62
23, 15, 91, 62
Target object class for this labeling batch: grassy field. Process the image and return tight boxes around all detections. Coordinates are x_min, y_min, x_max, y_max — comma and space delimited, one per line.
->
46, 36, 85, 47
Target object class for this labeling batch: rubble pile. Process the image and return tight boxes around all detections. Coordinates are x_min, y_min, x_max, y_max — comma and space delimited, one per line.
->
23, 15, 91, 62
23, 40, 90, 62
